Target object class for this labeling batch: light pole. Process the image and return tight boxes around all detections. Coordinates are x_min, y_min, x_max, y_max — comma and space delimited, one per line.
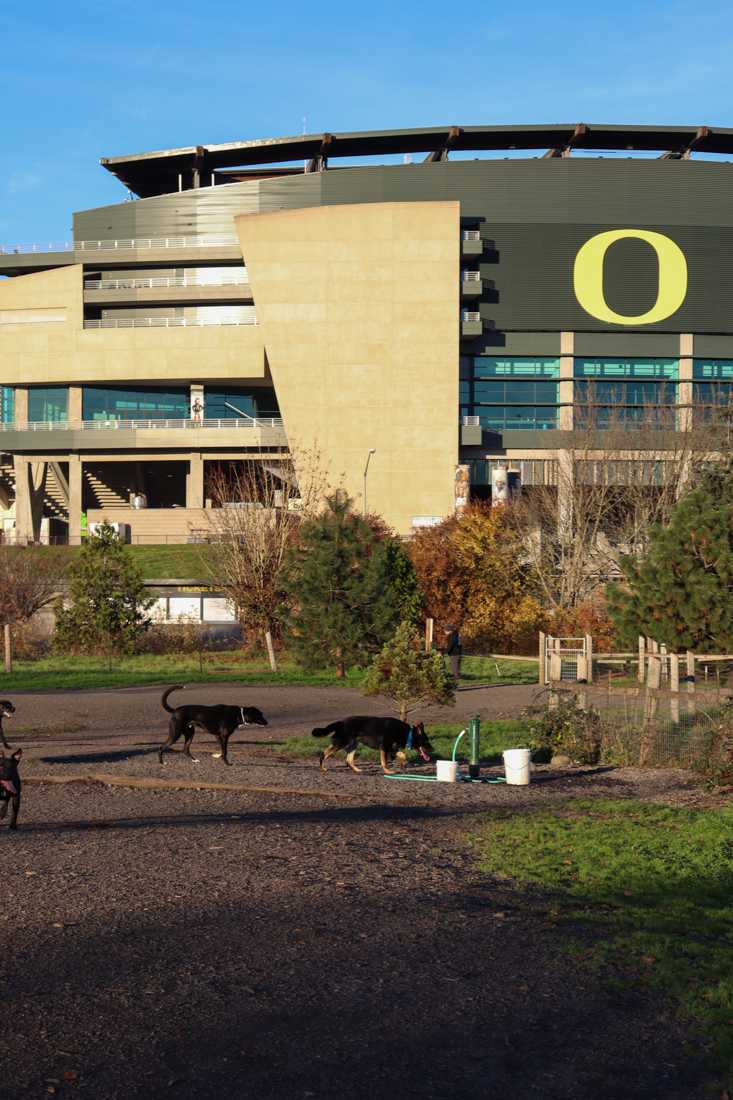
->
363, 448, 376, 516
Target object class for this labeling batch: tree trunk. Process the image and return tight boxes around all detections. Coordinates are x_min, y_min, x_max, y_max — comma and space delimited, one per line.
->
264, 629, 277, 673
4, 624, 12, 675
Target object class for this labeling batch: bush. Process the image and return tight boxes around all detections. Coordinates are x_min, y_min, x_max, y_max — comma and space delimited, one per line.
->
689, 704, 733, 786
527, 695, 602, 764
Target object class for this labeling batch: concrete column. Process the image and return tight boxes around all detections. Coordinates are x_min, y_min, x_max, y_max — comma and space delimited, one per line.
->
559, 331, 574, 430
29, 462, 47, 540
68, 386, 83, 428
14, 387, 28, 429
678, 333, 693, 432
12, 456, 32, 542
68, 455, 83, 545
186, 452, 204, 509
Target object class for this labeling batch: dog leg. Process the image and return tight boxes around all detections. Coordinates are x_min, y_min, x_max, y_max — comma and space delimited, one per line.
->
158, 719, 183, 764
220, 731, 233, 766
345, 749, 362, 774
0, 727, 11, 751
9, 796, 18, 830
319, 745, 337, 772
183, 724, 199, 763
380, 749, 394, 774
0, 800, 7, 820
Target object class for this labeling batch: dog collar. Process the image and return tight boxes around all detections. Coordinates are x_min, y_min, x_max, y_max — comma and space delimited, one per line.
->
406, 727, 414, 750
240, 707, 250, 727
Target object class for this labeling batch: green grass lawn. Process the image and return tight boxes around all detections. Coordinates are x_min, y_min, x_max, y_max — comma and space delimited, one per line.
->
0, 650, 538, 694
0, 652, 366, 693
4, 543, 216, 579
273, 719, 534, 763
460, 655, 537, 686
471, 799, 733, 1084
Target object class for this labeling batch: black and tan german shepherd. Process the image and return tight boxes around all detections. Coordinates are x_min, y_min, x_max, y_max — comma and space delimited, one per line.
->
0, 748, 22, 830
158, 685, 268, 766
312, 716, 433, 774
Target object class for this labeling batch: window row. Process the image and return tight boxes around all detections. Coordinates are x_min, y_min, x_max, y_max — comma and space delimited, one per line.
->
10, 386, 281, 424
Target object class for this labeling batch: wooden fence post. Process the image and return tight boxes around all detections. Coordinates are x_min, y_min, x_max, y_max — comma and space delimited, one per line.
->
425, 618, 434, 654
647, 638, 662, 690
638, 635, 646, 683
585, 633, 593, 684
538, 631, 546, 685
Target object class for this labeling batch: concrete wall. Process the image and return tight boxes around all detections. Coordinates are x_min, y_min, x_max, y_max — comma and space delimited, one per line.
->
236, 201, 459, 534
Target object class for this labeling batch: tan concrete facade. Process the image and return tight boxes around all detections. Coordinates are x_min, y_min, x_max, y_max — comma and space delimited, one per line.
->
0, 265, 266, 385
235, 201, 460, 534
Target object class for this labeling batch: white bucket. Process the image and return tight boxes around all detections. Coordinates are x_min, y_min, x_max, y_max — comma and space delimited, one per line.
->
436, 760, 459, 783
503, 748, 531, 785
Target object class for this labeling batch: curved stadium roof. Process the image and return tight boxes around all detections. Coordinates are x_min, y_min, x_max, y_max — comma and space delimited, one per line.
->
101, 122, 733, 198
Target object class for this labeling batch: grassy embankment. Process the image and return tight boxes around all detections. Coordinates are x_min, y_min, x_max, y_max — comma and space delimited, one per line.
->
471, 799, 733, 1085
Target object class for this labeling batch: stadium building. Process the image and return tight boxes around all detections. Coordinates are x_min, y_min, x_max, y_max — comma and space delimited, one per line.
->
1, 122, 733, 542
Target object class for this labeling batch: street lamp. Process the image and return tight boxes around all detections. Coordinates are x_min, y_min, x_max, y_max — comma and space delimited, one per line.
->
363, 448, 376, 516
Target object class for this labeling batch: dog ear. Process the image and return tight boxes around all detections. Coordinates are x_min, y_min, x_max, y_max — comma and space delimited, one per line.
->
12, 749, 22, 761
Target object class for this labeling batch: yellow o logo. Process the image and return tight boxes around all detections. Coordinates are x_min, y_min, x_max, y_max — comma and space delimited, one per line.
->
573, 229, 687, 325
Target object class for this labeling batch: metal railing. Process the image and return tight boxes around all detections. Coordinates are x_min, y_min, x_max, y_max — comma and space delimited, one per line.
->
462, 229, 481, 241
0, 417, 284, 432
462, 271, 482, 282
84, 313, 256, 329
461, 310, 481, 322
84, 273, 248, 290
0, 235, 239, 255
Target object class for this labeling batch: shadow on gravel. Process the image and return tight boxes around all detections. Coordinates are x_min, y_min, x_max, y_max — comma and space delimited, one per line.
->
9, 802, 469, 834
40, 747, 159, 765
2, 880, 713, 1100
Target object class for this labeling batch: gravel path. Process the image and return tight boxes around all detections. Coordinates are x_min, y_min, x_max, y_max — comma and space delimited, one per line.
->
0, 685, 720, 1099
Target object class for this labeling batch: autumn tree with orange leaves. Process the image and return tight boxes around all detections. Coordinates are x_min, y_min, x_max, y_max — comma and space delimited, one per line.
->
408, 504, 545, 652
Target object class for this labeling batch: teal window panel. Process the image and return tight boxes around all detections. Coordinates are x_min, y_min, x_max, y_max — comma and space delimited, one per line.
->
693, 360, 733, 380
82, 387, 188, 420
469, 406, 559, 430
473, 380, 559, 404
472, 356, 560, 379
575, 358, 678, 380
692, 382, 733, 405
28, 386, 68, 423
575, 405, 677, 429
0, 387, 14, 424
575, 380, 677, 405
204, 388, 279, 419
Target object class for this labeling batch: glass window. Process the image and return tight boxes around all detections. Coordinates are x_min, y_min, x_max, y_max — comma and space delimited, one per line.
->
693, 360, 733, 380
473, 356, 560, 378
575, 405, 677, 430
82, 387, 188, 421
693, 382, 733, 406
575, 380, 677, 406
471, 406, 558, 430
574, 358, 678, 379
1, 387, 14, 424
28, 387, 68, 423
204, 388, 279, 420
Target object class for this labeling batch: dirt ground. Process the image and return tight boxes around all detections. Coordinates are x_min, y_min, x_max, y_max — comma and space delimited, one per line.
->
0, 684, 722, 1099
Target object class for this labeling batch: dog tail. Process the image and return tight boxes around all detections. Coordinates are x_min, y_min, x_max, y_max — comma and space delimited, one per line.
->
161, 685, 184, 713
311, 722, 340, 738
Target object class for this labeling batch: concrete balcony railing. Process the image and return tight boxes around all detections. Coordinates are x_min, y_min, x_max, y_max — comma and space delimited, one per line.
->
0, 235, 239, 255
84, 273, 248, 290
83, 314, 256, 329
0, 417, 288, 448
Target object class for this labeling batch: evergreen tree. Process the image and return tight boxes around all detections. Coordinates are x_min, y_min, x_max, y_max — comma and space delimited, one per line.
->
362, 621, 455, 722
55, 523, 153, 656
283, 492, 419, 676
608, 463, 733, 652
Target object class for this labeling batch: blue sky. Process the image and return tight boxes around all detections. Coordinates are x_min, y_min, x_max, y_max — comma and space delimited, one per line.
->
1, 0, 731, 242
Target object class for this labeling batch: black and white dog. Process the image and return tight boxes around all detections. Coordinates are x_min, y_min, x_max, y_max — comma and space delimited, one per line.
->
158, 685, 268, 766
0, 749, 22, 830
0, 700, 16, 750
312, 716, 433, 774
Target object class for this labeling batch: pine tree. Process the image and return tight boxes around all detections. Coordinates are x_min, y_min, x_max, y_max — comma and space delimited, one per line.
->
283, 492, 419, 676
362, 621, 455, 722
55, 523, 153, 657
608, 463, 733, 652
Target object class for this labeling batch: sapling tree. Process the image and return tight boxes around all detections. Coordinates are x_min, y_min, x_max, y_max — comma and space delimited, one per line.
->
0, 549, 64, 673
55, 522, 153, 660
362, 621, 455, 722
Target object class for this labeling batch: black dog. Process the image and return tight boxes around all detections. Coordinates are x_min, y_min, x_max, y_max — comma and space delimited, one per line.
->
312, 716, 433, 774
0, 749, 22, 830
158, 685, 268, 766
0, 700, 16, 750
